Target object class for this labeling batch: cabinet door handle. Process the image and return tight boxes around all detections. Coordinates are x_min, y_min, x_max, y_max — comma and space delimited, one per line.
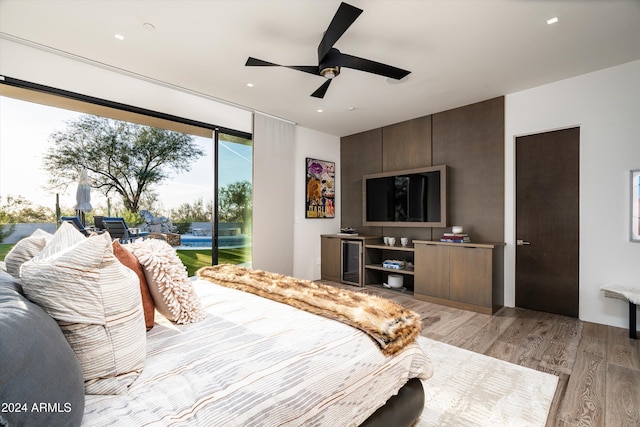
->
516, 239, 531, 246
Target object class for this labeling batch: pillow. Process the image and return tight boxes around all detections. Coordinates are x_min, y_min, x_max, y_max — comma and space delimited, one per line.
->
112, 240, 155, 330
20, 223, 146, 395
4, 228, 52, 278
0, 270, 85, 427
129, 238, 205, 324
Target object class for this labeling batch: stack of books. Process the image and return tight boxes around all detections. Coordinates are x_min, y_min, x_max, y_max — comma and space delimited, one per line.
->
382, 260, 406, 270
440, 233, 471, 243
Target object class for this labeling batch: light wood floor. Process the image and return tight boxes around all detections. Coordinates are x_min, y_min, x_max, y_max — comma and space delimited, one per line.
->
328, 282, 640, 427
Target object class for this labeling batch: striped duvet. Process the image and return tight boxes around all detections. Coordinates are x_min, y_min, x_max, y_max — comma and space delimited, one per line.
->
83, 280, 433, 426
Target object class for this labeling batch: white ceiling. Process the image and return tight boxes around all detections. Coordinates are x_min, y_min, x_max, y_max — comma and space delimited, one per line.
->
1, 0, 640, 137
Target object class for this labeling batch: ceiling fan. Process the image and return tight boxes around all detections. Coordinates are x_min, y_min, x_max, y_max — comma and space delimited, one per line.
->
245, 2, 411, 98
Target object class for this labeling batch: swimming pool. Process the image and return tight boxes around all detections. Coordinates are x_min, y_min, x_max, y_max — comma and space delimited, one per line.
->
178, 234, 251, 249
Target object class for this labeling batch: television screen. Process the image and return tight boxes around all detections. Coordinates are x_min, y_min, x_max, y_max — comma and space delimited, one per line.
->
363, 165, 446, 227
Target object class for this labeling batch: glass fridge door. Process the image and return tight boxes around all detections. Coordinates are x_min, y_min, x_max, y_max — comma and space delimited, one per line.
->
341, 240, 362, 286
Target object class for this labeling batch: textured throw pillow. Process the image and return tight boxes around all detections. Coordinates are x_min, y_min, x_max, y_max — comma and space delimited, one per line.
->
112, 240, 156, 330
0, 270, 85, 427
20, 224, 146, 395
4, 228, 52, 278
129, 238, 205, 324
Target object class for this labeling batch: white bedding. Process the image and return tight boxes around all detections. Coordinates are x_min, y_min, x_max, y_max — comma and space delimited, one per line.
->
82, 279, 432, 426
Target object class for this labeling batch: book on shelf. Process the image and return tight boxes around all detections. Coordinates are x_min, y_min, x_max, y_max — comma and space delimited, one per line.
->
440, 233, 471, 243
382, 260, 406, 270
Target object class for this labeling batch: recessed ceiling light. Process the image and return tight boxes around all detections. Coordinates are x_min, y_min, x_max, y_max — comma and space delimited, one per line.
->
246, 83, 254, 88
114, 33, 125, 40
143, 23, 155, 31
547, 17, 558, 25
348, 107, 355, 111
317, 109, 324, 113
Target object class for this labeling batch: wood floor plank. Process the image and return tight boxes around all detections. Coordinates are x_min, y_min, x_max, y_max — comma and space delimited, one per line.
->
582, 321, 608, 340
459, 314, 516, 354
497, 315, 539, 347
606, 364, 640, 426
540, 340, 577, 375
607, 326, 640, 370
558, 349, 606, 427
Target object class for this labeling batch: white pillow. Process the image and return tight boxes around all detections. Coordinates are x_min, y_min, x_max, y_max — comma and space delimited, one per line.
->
4, 228, 52, 278
21, 222, 146, 395
128, 238, 205, 324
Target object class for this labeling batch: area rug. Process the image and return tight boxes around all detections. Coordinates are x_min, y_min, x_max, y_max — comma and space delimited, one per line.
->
417, 336, 558, 427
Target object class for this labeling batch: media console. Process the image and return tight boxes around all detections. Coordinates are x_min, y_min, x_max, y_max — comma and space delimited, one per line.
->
321, 235, 504, 314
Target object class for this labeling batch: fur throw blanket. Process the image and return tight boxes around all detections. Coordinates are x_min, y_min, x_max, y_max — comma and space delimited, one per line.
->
196, 264, 421, 355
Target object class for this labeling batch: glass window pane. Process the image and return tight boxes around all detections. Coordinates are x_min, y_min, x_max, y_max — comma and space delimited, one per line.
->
217, 133, 252, 267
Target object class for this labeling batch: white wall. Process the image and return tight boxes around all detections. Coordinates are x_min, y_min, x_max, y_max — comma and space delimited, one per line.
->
505, 59, 640, 329
293, 126, 341, 280
0, 38, 252, 134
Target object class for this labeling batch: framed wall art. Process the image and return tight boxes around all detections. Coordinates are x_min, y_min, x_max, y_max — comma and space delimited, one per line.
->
631, 169, 640, 242
305, 158, 335, 218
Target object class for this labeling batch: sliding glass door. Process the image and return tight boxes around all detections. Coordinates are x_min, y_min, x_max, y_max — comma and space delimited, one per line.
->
215, 132, 252, 267
1, 81, 253, 272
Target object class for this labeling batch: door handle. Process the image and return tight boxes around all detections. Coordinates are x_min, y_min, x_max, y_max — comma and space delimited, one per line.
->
516, 240, 531, 246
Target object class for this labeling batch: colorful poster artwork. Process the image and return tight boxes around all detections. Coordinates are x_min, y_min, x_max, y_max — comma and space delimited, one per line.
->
306, 158, 335, 218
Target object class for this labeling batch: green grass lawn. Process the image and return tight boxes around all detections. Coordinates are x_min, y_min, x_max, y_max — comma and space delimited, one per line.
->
0, 244, 13, 261
176, 247, 251, 276
1, 243, 251, 277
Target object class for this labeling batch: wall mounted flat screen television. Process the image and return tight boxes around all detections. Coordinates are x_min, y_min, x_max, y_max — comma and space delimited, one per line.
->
362, 165, 447, 227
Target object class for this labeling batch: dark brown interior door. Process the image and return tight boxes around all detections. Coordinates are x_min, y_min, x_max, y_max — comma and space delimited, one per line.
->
515, 127, 580, 317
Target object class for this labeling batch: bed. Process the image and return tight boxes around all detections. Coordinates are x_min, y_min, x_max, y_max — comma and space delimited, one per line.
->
83, 278, 432, 426
1, 225, 432, 426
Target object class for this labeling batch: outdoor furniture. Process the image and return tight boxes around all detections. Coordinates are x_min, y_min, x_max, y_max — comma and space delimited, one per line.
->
93, 216, 105, 231
102, 217, 150, 243
60, 216, 92, 237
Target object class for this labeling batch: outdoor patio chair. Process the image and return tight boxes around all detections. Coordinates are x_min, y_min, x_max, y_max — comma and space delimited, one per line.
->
93, 215, 105, 231
102, 217, 150, 243
60, 215, 92, 237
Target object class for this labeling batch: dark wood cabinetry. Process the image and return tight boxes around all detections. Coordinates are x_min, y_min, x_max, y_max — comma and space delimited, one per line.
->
322, 236, 504, 314
415, 243, 449, 299
320, 235, 379, 287
320, 235, 341, 283
413, 240, 504, 314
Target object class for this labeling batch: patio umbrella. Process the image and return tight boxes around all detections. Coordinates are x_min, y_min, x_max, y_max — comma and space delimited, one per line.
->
74, 169, 92, 225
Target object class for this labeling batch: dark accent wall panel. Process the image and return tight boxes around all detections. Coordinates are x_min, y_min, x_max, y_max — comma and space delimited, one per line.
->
340, 128, 383, 235
382, 116, 432, 172
432, 97, 505, 242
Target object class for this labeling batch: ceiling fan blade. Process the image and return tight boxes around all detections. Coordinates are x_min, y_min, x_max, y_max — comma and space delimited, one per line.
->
331, 51, 411, 80
287, 65, 321, 76
311, 79, 332, 98
245, 57, 279, 67
317, 2, 363, 62
246, 57, 320, 76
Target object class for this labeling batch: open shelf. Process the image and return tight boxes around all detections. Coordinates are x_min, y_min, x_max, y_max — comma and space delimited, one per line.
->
364, 264, 415, 275
364, 243, 416, 292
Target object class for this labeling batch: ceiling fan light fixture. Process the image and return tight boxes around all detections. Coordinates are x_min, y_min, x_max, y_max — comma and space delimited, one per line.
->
320, 66, 340, 79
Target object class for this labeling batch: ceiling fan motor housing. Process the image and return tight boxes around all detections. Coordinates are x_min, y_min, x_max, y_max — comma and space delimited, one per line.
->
320, 48, 341, 79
